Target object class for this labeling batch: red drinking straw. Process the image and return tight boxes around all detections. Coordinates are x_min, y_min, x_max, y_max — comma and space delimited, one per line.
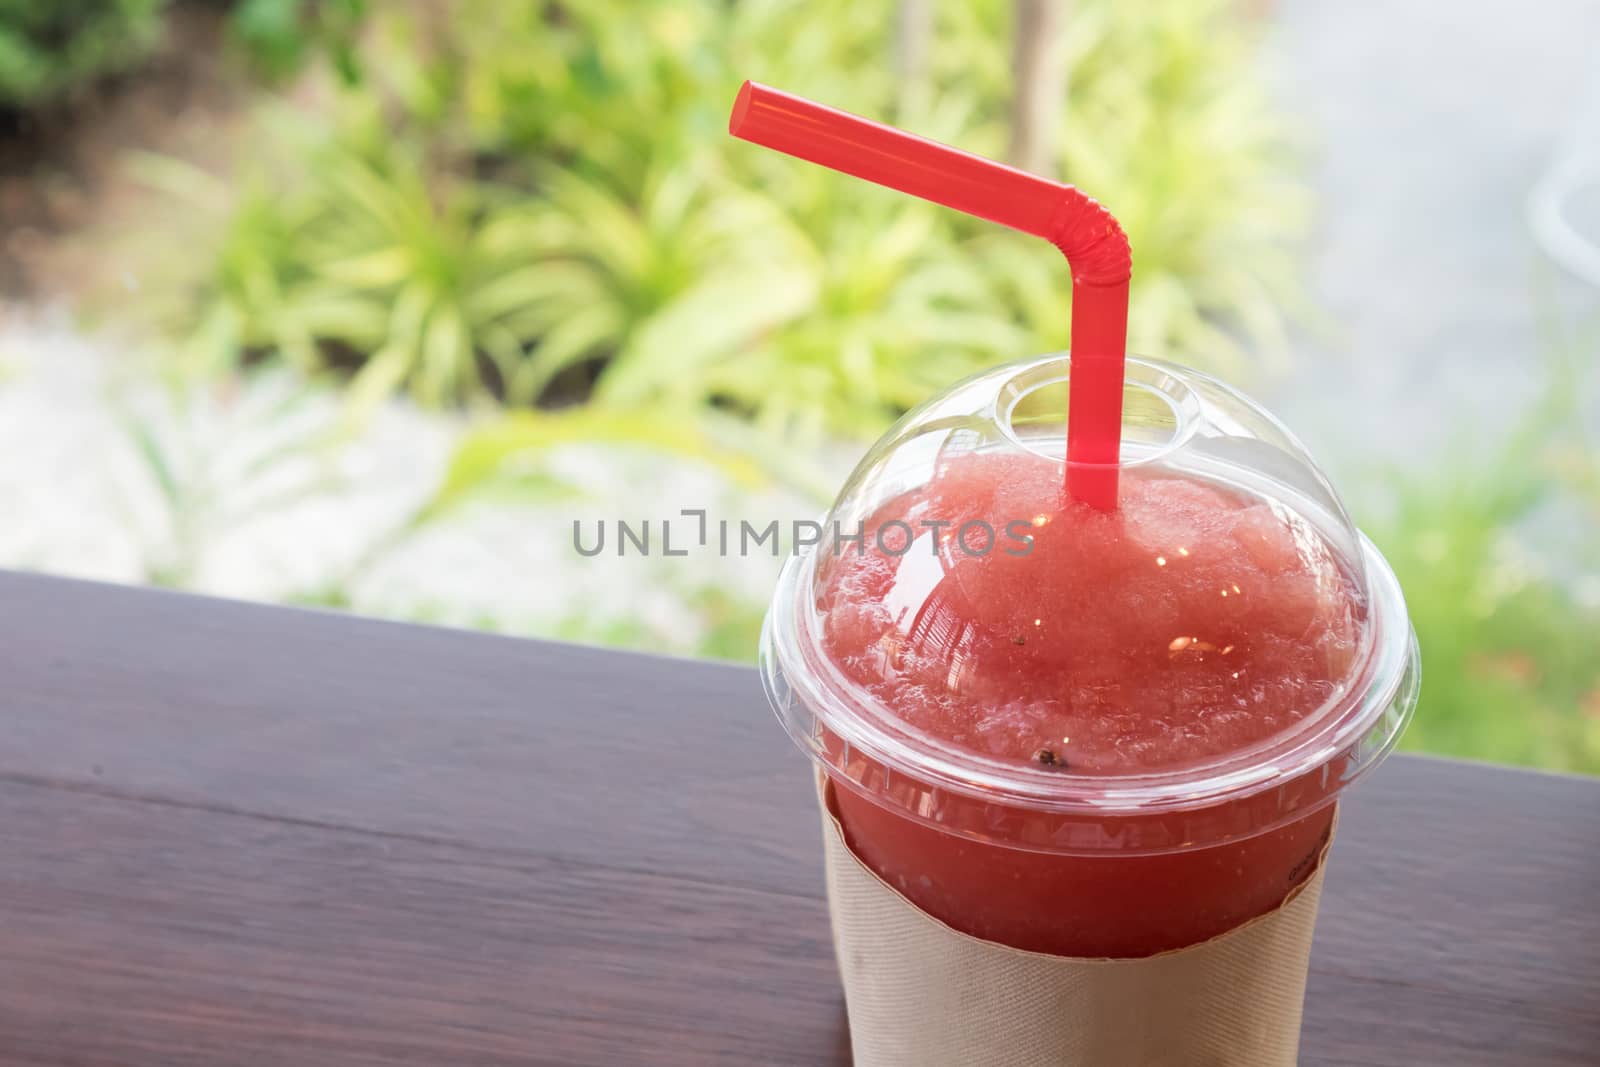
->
729, 81, 1132, 509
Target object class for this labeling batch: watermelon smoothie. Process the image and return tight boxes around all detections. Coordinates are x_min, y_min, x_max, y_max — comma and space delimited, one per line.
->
814, 449, 1360, 957
763, 354, 1419, 962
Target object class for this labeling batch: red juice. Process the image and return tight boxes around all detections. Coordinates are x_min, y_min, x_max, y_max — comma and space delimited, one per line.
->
813, 449, 1365, 957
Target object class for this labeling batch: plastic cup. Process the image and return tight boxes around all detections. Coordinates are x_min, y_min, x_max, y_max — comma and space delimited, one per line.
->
760, 353, 1419, 958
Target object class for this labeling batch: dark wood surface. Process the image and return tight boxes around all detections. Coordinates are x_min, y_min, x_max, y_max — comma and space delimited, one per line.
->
0, 570, 1595, 1065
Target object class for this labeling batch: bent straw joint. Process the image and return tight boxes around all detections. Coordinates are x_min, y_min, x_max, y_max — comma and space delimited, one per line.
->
729, 80, 1132, 509
1044, 193, 1133, 288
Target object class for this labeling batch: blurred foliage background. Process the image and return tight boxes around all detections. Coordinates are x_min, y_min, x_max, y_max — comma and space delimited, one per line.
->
0, 0, 1595, 775
0, 0, 167, 107
130, 0, 1306, 432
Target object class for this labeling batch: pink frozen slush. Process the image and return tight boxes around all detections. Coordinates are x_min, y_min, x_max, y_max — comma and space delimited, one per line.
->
815, 448, 1363, 957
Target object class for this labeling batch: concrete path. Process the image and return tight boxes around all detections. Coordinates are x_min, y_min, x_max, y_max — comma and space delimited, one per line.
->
1267, 0, 1600, 480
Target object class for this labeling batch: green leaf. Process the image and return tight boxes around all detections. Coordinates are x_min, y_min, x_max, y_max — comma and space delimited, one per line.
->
519, 303, 624, 397
319, 246, 415, 289
344, 344, 413, 416
419, 306, 470, 404
596, 263, 817, 405
463, 265, 566, 323
416, 407, 766, 524
124, 417, 183, 512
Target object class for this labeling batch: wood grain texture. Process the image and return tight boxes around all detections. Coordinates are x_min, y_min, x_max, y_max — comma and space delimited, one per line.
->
0, 570, 1596, 1065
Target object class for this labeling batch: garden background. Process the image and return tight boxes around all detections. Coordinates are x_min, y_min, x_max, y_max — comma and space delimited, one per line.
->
1, 0, 1596, 773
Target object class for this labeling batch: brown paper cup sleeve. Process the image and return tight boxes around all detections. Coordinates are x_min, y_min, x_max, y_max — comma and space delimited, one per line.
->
819, 774, 1333, 1067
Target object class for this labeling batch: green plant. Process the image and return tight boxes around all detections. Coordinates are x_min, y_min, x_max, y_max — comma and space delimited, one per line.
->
959, 0, 1309, 373
277, 400, 778, 657
227, 0, 366, 83
306, 404, 769, 600
0, 0, 168, 107
132, 131, 560, 408
1355, 349, 1600, 774
376, 0, 734, 185
115, 374, 348, 587
127, 150, 326, 381
483, 161, 821, 408
135, 0, 1309, 432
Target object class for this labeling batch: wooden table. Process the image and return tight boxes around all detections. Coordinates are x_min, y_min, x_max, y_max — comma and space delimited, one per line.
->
0, 571, 1595, 1065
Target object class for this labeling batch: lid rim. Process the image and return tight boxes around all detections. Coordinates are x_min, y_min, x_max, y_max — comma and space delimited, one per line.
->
762, 528, 1417, 819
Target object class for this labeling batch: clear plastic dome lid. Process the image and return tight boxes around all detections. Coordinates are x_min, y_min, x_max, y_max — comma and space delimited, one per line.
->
761, 354, 1419, 854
